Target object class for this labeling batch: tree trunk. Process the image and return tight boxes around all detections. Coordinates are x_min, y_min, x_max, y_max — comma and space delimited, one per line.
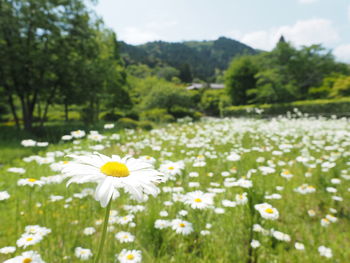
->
7, 93, 20, 130
20, 96, 32, 131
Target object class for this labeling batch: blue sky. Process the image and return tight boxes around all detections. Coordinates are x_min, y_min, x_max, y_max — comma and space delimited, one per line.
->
95, 0, 350, 62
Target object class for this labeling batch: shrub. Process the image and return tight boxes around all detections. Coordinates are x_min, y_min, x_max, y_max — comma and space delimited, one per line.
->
223, 98, 350, 117
169, 106, 193, 119
193, 111, 203, 120
139, 108, 175, 123
117, 118, 138, 129
124, 110, 139, 121
137, 120, 154, 130
101, 111, 124, 121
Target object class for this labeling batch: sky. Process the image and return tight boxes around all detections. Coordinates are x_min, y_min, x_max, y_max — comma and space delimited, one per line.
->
94, 0, 350, 62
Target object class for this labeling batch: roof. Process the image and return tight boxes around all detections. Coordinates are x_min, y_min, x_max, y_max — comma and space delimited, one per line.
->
186, 83, 224, 90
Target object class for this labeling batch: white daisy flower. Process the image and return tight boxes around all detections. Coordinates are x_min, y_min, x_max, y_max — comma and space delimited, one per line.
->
17, 178, 45, 187
255, 203, 279, 220
171, 219, 193, 235
115, 231, 135, 243
0, 246, 16, 254
117, 249, 142, 263
154, 219, 171, 229
16, 234, 43, 248
74, 247, 93, 260
4, 250, 45, 263
0, 191, 10, 201
83, 227, 96, 236
63, 152, 164, 207
295, 242, 305, 250
251, 239, 260, 248
184, 190, 214, 209
318, 246, 332, 258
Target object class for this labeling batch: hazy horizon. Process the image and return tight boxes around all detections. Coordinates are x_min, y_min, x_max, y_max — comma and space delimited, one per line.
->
94, 0, 350, 63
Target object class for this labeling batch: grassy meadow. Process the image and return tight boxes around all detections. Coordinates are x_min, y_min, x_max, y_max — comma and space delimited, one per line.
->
0, 116, 349, 262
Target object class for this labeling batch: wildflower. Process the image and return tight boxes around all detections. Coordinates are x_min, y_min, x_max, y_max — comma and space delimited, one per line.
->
251, 240, 260, 248
272, 230, 290, 242
16, 234, 43, 248
318, 246, 332, 258
159, 211, 168, 217
61, 135, 72, 141
7, 167, 26, 174
235, 193, 248, 205
104, 123, 115, 129
200, 230, 210, 235
83, 227, 96, 236
21, 139, 37, 147
154, 219, 170, 229
75, 247, 93, 260
115, 231, 135, 243
257, 205, 279, 220
295, 242, 305, 250
184, 191, 214, 209
171, 219, 193, 235
117, 249, 142, 263
0, 246, 16, 254
308, 209, 316, 217
117, 215, 135, 225
3, 250, 45, 263
71, 130, 86, 138
0, 191, 10, 201
18, 178, 45, 187
63, 152, 164, 207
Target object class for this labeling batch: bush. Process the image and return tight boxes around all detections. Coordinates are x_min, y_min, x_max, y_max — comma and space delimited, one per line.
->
200, 89, 230, 116
170, 106, 194, 119
117, 118, 138, 129
139, 108, 175, 123
193, 111, 203, 120
101, 111, 124, 121
224, 98, 350, 117
137, 120, 154, 130
124, 110, 139, 121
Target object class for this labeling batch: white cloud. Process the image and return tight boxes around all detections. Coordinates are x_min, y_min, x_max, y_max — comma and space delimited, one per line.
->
298, 0, 318, 4
119, 27, 163, 45
334, 44, 350, 63
239, 18, 340, 50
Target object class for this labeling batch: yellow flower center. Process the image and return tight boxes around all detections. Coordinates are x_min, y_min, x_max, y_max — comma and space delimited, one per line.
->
100, 162, 130, 178
127, 254, 135, 260
179, 223, 186, 228
23, 259, 32, 263
26, 237, 33, 241
28, 178, 37, 182
168, 166, 174, 170
63, 161, 69, 164
265, 208, 274, 214
194, 198, 202, 203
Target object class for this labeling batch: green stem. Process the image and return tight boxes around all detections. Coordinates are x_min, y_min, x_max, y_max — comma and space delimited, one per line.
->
94, 200, 112, 263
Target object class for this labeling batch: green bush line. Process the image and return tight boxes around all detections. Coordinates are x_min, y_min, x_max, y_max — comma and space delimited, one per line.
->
224, 97, 350, 116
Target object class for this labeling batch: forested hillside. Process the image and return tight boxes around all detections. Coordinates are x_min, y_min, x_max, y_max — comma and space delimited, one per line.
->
119, 37, 257, 82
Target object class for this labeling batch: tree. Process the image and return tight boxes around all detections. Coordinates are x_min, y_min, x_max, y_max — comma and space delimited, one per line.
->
225, 55, 258, 105
0, 0, 129, 129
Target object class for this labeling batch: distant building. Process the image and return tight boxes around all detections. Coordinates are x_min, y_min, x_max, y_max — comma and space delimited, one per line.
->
186, 83, 224, 90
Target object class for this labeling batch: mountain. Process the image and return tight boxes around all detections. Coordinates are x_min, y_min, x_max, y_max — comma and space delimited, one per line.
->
118, 37, 258, 82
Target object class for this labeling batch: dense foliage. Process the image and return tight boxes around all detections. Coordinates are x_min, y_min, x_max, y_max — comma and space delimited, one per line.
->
0, 0, 130, 130
119, 37, 257, 82
225, 39, 350, 105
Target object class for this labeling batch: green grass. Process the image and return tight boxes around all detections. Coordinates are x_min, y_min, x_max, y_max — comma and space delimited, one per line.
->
0, 117, 349, 262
